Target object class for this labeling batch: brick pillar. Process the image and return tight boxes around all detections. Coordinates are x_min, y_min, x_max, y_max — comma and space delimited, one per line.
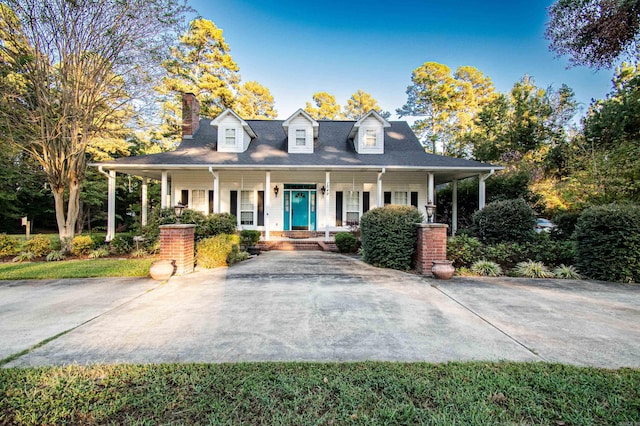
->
159, 224, 195, 275
415, 223, 449, 275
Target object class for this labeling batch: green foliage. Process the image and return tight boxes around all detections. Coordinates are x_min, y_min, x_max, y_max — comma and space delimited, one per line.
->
46, 250, 66, 262
512, 260, 555, 278
552, 210, 581, 239
202, 213, 237, 237
196, 234, 241, 269
447, 235, 482, 268
553, 264, 582, 280
472, 198, 537, 244
227, 245, 249, 265
360, 205, 424, 270
334, 232, 358, 253
110, 235, 133, 255
70, 235, 95, 257
88, 247, 111, 259
12, 251, 35, 263
574, 204, 640, 283
239, 230, 261, 248
0, 234, 21, 257
142, 208, 212, 245
24, 235, 52, 257
477, 234, 574, 270
470, 260, 502, 277
130, 248, 148, 259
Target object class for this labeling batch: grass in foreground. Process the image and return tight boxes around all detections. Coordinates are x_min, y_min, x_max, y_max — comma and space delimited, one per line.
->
0, 257, 155, 280
1, 362, 638, 425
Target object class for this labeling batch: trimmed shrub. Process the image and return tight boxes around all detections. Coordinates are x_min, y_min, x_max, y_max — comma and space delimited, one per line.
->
512, 260, 555, 278
110, 235, 133, 255
472, 198, 536, 244
202, 213, 237, 237
0, 234, 21, 257
360, 205, 424, 270
470, 260, 502, 277
239, 230, 261, 248
574, 204, 640, 283
196, 234, 240, 269
447, 235, 482, 268
335, 232, 357, 253
520, 232, 575, 267
70, 235, 94, 257
552, 210, 581, 239
24, 234, 52, 257
227, 245, 249, 265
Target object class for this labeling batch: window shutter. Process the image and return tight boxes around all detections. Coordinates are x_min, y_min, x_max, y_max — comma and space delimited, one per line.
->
208, 190, 214, 214
257, 191, 264, 226
363, 192, 370, 213
411, 192, 418, 208
180, 190, 189, 206
335, 191, 343, 226
384, 191, 391, 205
230, 190, 238, 218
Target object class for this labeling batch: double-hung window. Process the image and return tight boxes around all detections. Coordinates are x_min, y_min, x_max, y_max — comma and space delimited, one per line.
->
364, 129, 377, 147
346, 191, 360, 225
394, 191, 408, 205
191, 190, 205, 212
240, 190, 254, 225
295, 129, 306, 146
224, 128, 236, 146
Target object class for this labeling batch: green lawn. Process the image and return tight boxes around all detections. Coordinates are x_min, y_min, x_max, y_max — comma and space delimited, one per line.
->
0, 257, 154, 279
1, 362, 638, 425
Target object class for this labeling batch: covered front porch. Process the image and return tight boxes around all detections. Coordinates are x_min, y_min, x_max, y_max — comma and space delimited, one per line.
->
98, 166, 497, 242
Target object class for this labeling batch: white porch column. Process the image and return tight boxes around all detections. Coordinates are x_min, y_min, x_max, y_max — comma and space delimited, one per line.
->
427, 172, 435, 203
141, 177, 148, 226
265, 171, 271, 241
325, 171, 331, 241
209, 168, 220, 214
161, 171, 168, 208
106, 170, 116, 242
479, 174, 486, 209
377, 169, 384, 207
452, 179, 458, 236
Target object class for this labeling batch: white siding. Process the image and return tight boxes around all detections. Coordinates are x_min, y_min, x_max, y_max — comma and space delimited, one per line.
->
355, 116, 384, 155
216, 115, 252, 153
287, 115, 313, 154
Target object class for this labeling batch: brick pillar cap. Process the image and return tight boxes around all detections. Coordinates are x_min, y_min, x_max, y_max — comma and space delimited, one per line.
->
416, 223, 449, 229
159, 224, 197, 229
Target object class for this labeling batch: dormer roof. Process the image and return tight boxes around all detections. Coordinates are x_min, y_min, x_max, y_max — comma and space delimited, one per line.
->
210, 108, 257, 138
349, 110, 391, 139
283, 109, 319, 138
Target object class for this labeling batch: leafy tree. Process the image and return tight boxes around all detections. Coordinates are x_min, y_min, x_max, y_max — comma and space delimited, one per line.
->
0, 0, 188, 246
304, 92, 342, 119
397, 62, 495, 156
157, 18, 240, 145
546, 0, 640, 69
234, 81, 277, 119
343, 89, 390, 120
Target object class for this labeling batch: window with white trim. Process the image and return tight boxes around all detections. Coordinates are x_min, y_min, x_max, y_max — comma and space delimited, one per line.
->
224, 128, 236, 146
394, 191, 408, 205
192, 190, 205, 212
295, 129, 306, 146
364, 129, 377, 147
240, 190, 254, 225
346, 191, 360, 225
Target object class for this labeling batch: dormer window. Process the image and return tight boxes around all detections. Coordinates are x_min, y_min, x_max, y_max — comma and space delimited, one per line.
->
296, 129, 306, 146
364, 129, 377, 147
224, 128, 236, 146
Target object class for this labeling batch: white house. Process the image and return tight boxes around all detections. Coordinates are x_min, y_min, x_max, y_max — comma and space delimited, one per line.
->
95, 93, 500, 241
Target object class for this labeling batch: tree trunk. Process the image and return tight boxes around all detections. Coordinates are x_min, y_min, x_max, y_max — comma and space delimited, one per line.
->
52, 179, 82, 251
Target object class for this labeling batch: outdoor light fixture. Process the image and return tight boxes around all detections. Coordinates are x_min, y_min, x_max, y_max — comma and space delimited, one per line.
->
174, 203, 186, 224
273, 185, 279, 198
320, 185, 326, 195
425, 202, 436, 223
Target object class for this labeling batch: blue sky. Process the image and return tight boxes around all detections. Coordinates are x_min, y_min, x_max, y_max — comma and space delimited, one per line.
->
190, 0, 614, 120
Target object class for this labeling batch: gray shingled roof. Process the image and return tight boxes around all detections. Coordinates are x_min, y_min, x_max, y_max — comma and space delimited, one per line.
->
96, 119, 499, 182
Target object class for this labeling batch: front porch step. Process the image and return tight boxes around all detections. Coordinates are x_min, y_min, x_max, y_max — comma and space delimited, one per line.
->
258, 241, 323, 251
280, 231, 320, 239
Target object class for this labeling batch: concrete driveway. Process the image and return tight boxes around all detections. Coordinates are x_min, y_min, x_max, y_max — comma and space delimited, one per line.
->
1, 251, 639, 368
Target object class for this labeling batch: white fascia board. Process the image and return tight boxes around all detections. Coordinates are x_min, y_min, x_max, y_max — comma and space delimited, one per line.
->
210, 108, 257, 138
282, 109, 319, 137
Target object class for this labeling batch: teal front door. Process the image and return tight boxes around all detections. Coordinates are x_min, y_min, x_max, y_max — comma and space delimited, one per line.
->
291, 191, 309, 230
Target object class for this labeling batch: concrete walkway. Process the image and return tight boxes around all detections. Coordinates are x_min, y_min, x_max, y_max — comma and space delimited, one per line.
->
1, 251, 639, 368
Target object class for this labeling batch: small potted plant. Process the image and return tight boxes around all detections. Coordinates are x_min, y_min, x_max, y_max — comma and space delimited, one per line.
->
240, 230, 262, 255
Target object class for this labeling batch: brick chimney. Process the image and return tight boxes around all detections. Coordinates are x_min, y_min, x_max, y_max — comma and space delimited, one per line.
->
182, 93, 200, 138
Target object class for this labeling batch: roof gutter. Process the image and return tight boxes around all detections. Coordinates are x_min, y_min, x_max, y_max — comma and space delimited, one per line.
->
481, 168, 496, 181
